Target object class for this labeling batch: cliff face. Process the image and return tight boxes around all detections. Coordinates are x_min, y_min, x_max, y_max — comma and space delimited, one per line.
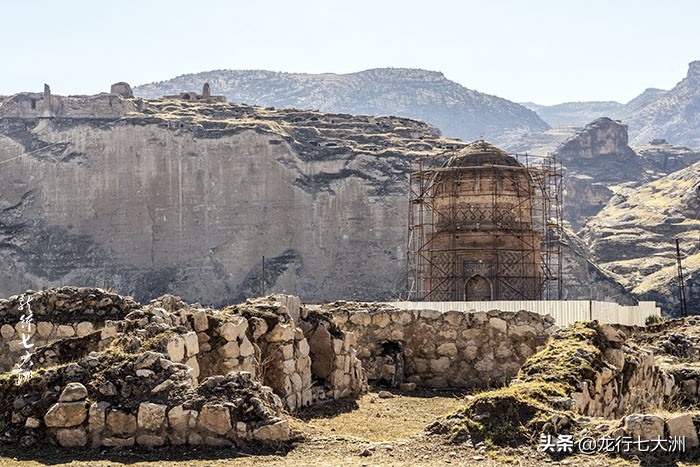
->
133, 68, 550, 145
0, 94, 456, 305
554, 118, 700, 231
581, 161, 700, 314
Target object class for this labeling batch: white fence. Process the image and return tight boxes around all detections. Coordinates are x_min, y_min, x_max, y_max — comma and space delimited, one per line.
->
382, 300, 660, 327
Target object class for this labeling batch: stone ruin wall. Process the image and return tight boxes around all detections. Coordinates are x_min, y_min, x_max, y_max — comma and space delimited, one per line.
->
2, 289, 696, 450
566, 324, 677, 419
0, 288, 365, 448
325, 303, 556, 388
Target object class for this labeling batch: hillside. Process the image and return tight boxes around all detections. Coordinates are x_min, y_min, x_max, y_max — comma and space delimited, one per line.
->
581, 160, 700, 313
624, 61, 700, 148
133, 68, 550, 144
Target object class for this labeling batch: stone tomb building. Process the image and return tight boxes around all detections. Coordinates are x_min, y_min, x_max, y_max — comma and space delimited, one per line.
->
408, 140, 562, 301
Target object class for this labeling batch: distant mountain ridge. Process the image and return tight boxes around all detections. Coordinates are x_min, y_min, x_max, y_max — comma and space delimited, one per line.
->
521, 101, 624, 127
523, 61, 700, 149
134, 68, 550, 144
624, 61, 700, 147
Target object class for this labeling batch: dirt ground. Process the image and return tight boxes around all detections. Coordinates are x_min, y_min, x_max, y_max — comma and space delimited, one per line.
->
0, 388, 696, 466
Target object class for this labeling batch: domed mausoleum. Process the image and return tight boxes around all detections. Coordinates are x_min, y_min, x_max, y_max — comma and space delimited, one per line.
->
408, 140, 561, 301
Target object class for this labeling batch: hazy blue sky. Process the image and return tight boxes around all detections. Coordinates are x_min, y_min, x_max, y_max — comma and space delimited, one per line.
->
2, 0, 698, 105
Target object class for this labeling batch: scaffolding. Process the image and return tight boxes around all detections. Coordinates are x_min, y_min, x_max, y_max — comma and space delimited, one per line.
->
407, 143, 563, 301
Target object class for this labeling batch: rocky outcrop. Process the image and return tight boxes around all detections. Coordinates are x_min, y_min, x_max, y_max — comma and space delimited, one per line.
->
554, 118, 699, 231
582, 161, 700, 314
634, 138, 700, 174
133, 68, 550, 144
556, 118, 645, 230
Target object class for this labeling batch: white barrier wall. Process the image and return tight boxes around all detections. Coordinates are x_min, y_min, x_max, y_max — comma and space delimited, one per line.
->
382, 300, 660, 327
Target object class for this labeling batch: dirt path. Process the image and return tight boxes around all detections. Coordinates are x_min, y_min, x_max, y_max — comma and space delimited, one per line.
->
0, 389, 689, 466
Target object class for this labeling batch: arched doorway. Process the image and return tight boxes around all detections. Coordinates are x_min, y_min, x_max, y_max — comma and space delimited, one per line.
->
465, 275, 492, 301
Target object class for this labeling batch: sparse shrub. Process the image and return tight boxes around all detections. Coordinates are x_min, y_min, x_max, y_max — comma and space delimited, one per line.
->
645, 314, 666, 326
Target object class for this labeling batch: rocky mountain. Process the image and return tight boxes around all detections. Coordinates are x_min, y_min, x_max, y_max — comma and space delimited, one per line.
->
624, 61, 700, 148
133, 68, 550, 145
581, 161, 700, 314
553, 118, 700, 231
521, 101, 624, 127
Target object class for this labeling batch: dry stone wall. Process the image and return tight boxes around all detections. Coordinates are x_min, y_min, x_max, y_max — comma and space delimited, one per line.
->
0, 288, 367, 449
323, 302, 555, 388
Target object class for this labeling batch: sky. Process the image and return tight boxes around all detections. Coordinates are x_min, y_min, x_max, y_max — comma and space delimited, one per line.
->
1, 0, 699, 105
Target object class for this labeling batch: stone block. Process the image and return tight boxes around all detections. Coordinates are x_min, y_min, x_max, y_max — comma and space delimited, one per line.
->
429, 356, 451, 373
166, 335, 185, 362
348, 312, 371, 326
106, 410, 136, 436
199, 405, 232, 435
76, 321, 94, 337
192, 310, 209, 332
219, 341, 240, 358
168, 405, 195, 435
442, 310, 463, 326
56, 324, 75, 338
236, 421, 247, 439
59, 382, 88, 402
25, 417, 41, 428
604, 348, 625, 370
100, 322, 118, 340
240, 338, 255, 357
666, 414, 699, 447
220, 317, 248, 341
280, 344, 294, 360
15, 321, 35, 336
400, 382, 417, 392
88, 401, 109, 445
251, 419, 289, 441
371, 313, 391, 328
186, 356, 200, 378
138, 402, 167, 431
464, 345, 479, 360
36, 321, 53, 338
267, 324, 294, 342
0, 323, 14, 339
183, 331, 199, 357
296, 338, 310, 358
56, 427, 87, 447
436, 343, 458, 357
44, 402, 87, 427
419, 309, 441, 320
623, 414, 664, 440
489, 317, 507, 334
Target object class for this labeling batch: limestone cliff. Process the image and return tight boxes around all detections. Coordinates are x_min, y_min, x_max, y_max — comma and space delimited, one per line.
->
582, 161, 700, 314
0, 91, 457, 305
554, 118, 699, 231
133, 68, 550, 145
